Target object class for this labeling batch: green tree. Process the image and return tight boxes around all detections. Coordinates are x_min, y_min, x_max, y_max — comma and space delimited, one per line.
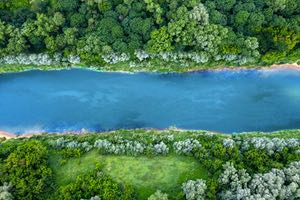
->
113, 40, 128, 52
144, 0, 163, 24
70, 13, 86, 28
129, 17, 153, 41
97, 17, 124, 44
52, 12, 65, 27
4, 141, 52, 200
209, 10, 227, 25
215, 0, 236, 12
266, 0, 287, 11
76, 33, 105, 64
146, 26, 173, 53
97, 0, 112, 13
54, 0, 79, 12
5, 29, 28, 54
234, 11, 250, 26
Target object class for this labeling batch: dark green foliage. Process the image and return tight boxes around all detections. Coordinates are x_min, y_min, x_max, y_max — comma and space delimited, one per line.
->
53, 0, 79, 13
97, 17, 124, 44
0, 0, 299, 69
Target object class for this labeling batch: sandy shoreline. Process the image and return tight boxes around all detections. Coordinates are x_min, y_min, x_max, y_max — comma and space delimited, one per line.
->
0, 131, 35, 139
205, 62, 300, 72
270, 63, 300, 71
0, 131, 17, 139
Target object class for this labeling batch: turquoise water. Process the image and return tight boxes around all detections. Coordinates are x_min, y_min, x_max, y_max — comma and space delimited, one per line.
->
1, 69, 300, 134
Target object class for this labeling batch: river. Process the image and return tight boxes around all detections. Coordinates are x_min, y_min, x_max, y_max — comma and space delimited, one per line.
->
1, 69, 300, 134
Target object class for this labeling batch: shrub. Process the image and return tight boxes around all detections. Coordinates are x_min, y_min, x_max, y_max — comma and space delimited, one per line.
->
182, 179, 207, 200
153, 142, 169, 155
0, 182, 13, 200
219, 161, 300, 200
173, 139, 202, 155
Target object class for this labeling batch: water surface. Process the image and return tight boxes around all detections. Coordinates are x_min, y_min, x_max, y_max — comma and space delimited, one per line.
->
1, 69, 300, 134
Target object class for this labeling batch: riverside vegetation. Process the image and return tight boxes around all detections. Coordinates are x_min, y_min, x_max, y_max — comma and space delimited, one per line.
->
0, 129, 300, 200
0, 0, 300, 73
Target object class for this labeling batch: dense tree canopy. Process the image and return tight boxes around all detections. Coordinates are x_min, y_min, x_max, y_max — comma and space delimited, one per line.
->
1, 141, 52, 200
0, 0, 299, 67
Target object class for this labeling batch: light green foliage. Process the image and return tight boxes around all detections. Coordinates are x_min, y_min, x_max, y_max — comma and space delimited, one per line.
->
4, 0, 30, 11
3, 141, 52, 200
5, 28, 28, 54
53, 169, 133, 200
148, 190, 168, 200
52, 12, 65, 26
194, 24, 228, 53
147, 27, 173, 53
189, 3, 209, 25
261, 51, 287, 64
266, 0, 287, 11
144, 0, 163, 24
49, 151, 208, 199
63, 28, 78, 44
76, 33, 105, 63
97, 0, 112, 12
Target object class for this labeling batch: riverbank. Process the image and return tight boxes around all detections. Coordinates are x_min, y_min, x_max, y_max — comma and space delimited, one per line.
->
0, 61, 300, 75
200, 62, 300, 72
1, 129, 300, 141
0, 131, 16, 139
1, 129, 299, 200
0, 130, 35, 139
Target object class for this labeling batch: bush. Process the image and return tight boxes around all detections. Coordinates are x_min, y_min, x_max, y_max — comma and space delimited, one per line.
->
182, 179, 207, 200
173, 139, 202, 155
219, 161, 300, 200
0, 182, 13, 200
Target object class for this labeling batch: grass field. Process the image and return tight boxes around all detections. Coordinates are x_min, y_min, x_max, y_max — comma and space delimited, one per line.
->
49, 150, 208, 199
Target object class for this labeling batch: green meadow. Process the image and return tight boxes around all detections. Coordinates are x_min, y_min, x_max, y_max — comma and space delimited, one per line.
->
50, 150, 208, 199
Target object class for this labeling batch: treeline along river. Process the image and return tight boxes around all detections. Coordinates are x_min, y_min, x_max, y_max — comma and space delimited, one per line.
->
1, 69, 300, 134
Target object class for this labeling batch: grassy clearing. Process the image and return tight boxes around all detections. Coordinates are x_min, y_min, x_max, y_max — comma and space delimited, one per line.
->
49, 150, 208, 199
236, 129, 300, 138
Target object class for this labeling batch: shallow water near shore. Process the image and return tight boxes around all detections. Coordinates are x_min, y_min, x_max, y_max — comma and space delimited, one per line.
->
1, 68, 300, 134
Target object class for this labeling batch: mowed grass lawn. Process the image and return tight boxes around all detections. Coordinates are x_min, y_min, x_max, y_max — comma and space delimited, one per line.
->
49, 150, 208, 199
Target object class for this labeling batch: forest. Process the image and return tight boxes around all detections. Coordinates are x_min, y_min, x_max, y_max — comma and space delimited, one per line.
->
0, 129, 300, 200
0, 0, 300, 72
1, 1, 300, 200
